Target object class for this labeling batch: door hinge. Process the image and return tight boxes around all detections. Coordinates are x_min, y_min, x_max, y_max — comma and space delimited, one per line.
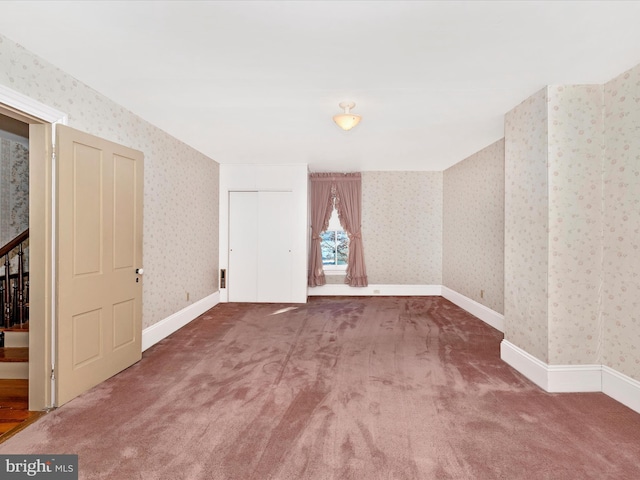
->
51, 365, 55, 381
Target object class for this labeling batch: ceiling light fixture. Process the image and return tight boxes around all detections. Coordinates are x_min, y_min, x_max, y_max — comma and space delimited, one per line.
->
333, 101, 361, 131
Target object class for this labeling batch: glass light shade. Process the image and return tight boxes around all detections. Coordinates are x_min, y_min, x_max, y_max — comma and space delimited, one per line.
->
333, 113, 361, 131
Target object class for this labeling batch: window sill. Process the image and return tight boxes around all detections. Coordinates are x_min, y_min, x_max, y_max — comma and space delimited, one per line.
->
323, 267, 347, 276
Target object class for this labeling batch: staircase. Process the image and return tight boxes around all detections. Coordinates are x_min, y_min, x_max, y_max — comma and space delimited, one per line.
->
0, 230, 29, 381
0, 324, 29, 379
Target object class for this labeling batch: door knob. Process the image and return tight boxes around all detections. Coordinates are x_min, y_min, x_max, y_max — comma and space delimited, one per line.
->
136, 268, 144, 274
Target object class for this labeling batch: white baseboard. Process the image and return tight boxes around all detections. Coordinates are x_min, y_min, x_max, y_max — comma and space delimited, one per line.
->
142, 291, 220, 351
500, 340, 601, 392
546, 364, 603, 392
306, 285, 504, 331
307, 284, 442, 297
501, 340, 640, 414
602, 365, 640, 415
501, 340, 550, 390
441, 286, 504, 332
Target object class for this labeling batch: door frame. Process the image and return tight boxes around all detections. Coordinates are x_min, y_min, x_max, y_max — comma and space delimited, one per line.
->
0, 84, 67, 410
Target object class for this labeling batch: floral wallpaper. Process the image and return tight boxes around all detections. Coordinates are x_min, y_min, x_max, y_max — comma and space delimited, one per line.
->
0, 136, 29, 245
504, 67, 640, 384
0, 34, 219, 329
361, 171, 442, 285
443, 139, 504, 314
504, 87, 550, 363
547, 85, 603, 365
602, 64, 640, 380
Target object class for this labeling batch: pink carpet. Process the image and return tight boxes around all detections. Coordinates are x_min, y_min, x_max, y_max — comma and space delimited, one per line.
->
1, 296, 639, 479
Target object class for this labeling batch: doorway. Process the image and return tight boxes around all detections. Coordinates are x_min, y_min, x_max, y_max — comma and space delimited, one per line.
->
0, 113, 33, 435
1, 88, 144, 413
1, 85, 68, 411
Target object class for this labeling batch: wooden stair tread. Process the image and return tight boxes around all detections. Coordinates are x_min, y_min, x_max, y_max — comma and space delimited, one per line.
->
0, 400, 28, 410
2, 322, 29, 332
0, 379, 28, 389
0, 347, 28, 362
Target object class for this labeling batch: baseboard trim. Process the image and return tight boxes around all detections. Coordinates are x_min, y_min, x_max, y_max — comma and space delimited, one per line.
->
307, 284, 442, 297
501, 340, 640, 414
142, 291, 220, 351
500, 340, 601, 392
500, 340, 550, 390
546, 364, 603, 392
602, 365, 640, 415
441, 287, 504, 332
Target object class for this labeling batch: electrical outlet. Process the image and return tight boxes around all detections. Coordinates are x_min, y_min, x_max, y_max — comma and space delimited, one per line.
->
186, 292, 190, 301
480, 290, 484, 299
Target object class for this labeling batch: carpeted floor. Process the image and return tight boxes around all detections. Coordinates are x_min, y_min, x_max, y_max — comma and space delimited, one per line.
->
1, 296, 639, 479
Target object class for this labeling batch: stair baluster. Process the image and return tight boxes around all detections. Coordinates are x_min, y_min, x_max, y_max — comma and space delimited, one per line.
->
0, 275, 4, 331
3, 254, 10, 329
0, 230, 29, 329
16, 243, 25, 327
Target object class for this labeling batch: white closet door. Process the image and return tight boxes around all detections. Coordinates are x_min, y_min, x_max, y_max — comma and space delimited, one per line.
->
228, 191, 293, 303
258, 192, 292, 302
228, 192, 258, 302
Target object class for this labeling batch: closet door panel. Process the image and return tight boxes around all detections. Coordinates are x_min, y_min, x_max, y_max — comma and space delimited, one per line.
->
257, 192, 292, 302
228, 192, 258, 302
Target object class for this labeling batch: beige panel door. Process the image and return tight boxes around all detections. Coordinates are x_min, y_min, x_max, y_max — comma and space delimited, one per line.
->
56, 125, 143, 406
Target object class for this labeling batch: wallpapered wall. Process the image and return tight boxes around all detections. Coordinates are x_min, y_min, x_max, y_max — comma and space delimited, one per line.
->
443, 139, 504, 314
323, 171, 442, 285
504, 88, 550, 362
0, 34, 220, 329
602, 64, 640, 380
0, 135, 28, 245
362, 171, 442, 285
504, 62, 640, 382
547, 85, 603, 365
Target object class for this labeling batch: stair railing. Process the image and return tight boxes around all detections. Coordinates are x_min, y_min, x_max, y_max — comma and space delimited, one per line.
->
0, 229, 29, 329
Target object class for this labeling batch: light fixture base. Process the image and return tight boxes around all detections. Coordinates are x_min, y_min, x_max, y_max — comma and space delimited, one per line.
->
338, 101, 356, 112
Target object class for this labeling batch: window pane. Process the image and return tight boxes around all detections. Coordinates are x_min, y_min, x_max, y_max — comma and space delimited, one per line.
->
320, 205, 349, 268
336, 231, 349, 265
320, 230, 337, 265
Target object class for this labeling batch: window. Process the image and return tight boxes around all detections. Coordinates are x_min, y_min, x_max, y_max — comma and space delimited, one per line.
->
321, 206, 348, 272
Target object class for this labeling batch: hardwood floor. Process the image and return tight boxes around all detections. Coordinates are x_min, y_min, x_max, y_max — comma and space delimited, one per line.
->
0, 379, 44, 443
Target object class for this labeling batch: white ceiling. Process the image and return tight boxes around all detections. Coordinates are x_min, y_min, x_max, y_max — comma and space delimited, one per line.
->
1, 1, 639, 172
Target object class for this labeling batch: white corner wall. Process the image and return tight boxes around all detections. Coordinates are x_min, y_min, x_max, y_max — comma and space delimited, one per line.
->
219, 164, 309, 303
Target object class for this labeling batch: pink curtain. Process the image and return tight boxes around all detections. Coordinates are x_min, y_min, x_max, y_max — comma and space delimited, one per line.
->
308, 174, 335, 287
334, 173, 368, 287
